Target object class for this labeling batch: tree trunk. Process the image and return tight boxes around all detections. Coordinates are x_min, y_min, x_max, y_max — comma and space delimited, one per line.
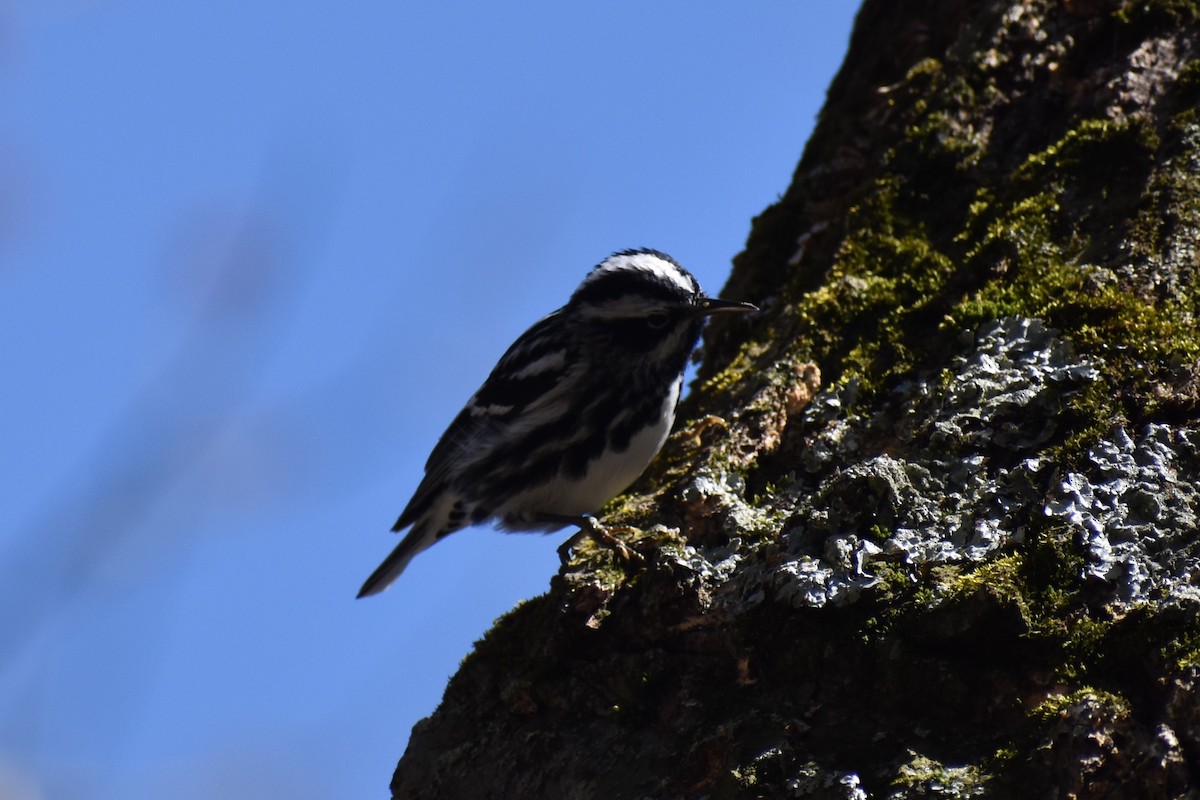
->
390, 1, 1200, 797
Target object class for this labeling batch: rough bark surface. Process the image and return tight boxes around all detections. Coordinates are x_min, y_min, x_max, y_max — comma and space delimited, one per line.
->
391, 1, 1200, 797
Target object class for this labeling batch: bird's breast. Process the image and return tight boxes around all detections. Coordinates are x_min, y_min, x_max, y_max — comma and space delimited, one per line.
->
503, 375, 682, 520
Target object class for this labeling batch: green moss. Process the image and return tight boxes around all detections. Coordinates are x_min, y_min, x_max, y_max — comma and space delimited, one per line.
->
940, 555, 1027, 607
868, 555, 1035, 644
871, 527, 1148, 689
1049, 381, 1125, 469
905, 57, 944, 83
1031, 688, 1131, 724
1170, 635, 1200, 671
893, 55, 986, 177
1114, 0, 1200, 25
783, 179, 959, 401
1013, 118, 1156, 184
1127, 122, 1200, 273
892, 753, 991, 796
1019, 524, 1087, 612
1055, 617, 1114, 682
698, 340, 769, 397
1032, 600, 1200, 690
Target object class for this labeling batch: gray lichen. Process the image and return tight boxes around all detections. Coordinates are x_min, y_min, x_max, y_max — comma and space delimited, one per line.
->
681, 467, 781, 538
932, 317, 1099, 450
1044, 423, 1200, 606
730, 317, 1098, 610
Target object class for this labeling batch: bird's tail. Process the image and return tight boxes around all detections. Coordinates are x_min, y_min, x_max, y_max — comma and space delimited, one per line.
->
356, 522, 437, 598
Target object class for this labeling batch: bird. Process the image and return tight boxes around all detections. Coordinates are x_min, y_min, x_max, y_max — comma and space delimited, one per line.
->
357, 248, 757, 597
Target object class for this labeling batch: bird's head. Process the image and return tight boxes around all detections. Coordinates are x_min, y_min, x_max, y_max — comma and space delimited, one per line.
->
567, 249, 756, 358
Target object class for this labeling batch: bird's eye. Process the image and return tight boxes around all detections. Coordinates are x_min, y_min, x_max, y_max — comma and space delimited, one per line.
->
645, 312, 670, 329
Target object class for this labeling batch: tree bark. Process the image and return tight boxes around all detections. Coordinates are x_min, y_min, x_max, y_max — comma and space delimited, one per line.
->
390, 1, 1200, 797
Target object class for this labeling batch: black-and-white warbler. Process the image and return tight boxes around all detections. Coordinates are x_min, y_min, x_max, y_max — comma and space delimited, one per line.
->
357, 249, 756, 597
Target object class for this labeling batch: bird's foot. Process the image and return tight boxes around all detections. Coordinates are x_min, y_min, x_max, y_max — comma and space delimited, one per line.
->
555, 516, 645, 566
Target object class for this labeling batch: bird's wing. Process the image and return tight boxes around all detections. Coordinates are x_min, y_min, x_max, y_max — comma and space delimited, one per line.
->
391, 308, 573, 532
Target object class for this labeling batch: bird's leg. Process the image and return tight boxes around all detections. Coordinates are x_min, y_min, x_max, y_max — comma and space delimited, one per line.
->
543, 514, 644, 565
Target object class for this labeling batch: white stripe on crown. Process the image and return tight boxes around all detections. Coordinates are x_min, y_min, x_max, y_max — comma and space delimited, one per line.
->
590, 251, 698, 296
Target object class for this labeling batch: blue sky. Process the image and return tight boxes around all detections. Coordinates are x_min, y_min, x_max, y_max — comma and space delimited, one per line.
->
0, 3, 858, 798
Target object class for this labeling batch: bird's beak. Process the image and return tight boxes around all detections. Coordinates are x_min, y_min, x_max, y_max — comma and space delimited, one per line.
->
697, 297, 758, 316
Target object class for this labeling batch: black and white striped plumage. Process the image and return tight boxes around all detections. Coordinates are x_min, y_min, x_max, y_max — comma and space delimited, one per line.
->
358, 249, 756, 597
